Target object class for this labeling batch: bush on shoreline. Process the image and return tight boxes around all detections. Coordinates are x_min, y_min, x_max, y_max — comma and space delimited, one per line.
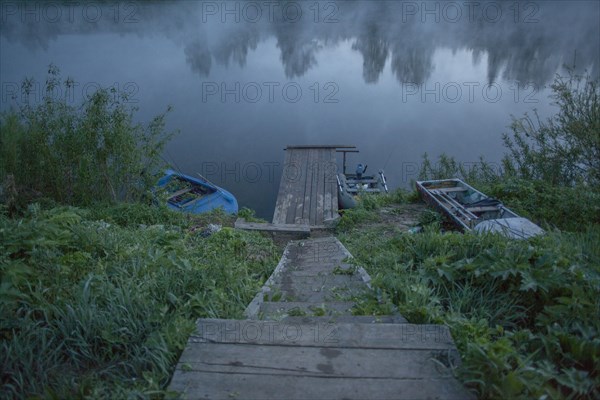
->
0, 65, 174, 210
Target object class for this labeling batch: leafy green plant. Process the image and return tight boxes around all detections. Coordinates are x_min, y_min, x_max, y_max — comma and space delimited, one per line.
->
502, 69, 600, 186
418, 209, 442, 227
417, 152, 500, 186
0, 65, 175, 209
287, 307, 307, 317
237, 207, 266, 222
339, 214, 600, 398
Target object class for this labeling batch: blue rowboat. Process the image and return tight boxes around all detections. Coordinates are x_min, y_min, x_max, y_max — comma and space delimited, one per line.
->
156, 169, 238, 215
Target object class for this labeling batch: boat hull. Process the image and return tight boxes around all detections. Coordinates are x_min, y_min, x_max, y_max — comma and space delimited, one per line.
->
416, 178, 543, 239
337, 173, 358, 209
337, 170, 389, 210
156, 170, 238, 215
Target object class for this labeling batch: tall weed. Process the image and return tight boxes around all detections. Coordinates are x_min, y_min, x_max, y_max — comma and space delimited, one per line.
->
0, 65, 175, 208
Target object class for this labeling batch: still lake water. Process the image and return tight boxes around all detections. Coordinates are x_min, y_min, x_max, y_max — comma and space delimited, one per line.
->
1, 1, 598, 218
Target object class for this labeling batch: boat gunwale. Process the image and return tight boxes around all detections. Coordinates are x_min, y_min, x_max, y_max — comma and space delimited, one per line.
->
416, 178, 520, 231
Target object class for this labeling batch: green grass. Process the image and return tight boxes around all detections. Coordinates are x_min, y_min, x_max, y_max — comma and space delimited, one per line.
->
0, 203, 278, 398
335, 189, 409, 231
337, 199, 600, 399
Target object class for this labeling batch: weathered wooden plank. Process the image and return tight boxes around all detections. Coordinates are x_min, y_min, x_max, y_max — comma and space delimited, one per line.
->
316, 149, 325, 225
294, 148, 309, 224
169, 371, 474, 400
286, 241, 349, 266
323, 148, 336, 221
274, 271, 367, 302
346, 188, 382, 193
167, 187, 192, 199
189, 319, 458, 350
275, 273, 364, 286
293, 148, 309, 224
234, 218, 310, 234
278, 286, 367, 303
282, 315, 408, 324
272, 149, 295, 224
301, 149, 315, 224
176, 343, 458, 379
438, 186, 468, 192
286, 145, 356, 149
285, 149, 302, 224
310, 149, 320, 225
303, 150, 314, 225
466, 206, 501, 212
284, 268, 349, 277
330, 162, 339, 221
259, 301, 356, 318
277, 289, 364, 303
282, 148, 295, 224
272, 148, 292, 222
282, 148, 305, 224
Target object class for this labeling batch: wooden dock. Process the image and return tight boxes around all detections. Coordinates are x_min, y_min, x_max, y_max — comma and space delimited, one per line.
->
272, 146, 346, 227
168, 237, 474, 399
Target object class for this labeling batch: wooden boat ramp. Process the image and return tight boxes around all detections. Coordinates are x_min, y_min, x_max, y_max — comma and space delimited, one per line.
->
168, 147, 474, 399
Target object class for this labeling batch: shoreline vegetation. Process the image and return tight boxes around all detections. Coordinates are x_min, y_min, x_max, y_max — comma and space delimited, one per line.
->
2, 67, 599, 398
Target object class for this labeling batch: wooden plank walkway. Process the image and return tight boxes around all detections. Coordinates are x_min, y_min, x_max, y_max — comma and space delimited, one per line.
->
272, 146, 340, 227
244, 237, 378, 320
168, 237, 475, 399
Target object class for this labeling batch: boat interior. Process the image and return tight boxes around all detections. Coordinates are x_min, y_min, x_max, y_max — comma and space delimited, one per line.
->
166, 177, 214, 207
420, 180, 517, 229
344, 174, 382, 193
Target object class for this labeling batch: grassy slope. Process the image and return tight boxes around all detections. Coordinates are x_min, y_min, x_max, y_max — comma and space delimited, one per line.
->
1, 203, 278, 399
2, 191, 599, 399
337, 192, 600, 399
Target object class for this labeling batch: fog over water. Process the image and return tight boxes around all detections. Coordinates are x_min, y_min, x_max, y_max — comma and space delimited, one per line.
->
1, 1, 598, 217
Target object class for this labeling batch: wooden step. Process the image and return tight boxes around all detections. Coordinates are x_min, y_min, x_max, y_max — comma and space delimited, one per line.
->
274, 273, 364, 286
186, 319, 458, 349
169, 319, 475, 400
259, 301, 356, 319
234, 218, 310, 236
269, 272, 368, 302
282, 315, 409, 324
276, 285, 368, 303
